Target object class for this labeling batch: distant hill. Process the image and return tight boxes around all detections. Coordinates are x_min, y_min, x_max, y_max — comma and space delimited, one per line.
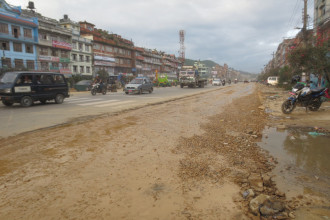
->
184, 58, 257, 79
184, 59, 218, 68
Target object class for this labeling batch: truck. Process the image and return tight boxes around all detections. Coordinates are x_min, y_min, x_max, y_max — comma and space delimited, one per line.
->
179, 69, 207, 88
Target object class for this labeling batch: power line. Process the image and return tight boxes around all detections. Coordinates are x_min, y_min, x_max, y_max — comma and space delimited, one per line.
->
286, 0, 302, 30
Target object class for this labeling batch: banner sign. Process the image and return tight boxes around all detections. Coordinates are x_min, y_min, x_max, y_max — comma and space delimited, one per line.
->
52, 40, 72, 50
94, 61, 115, 66
60, 68, 72, 74
94, 55, 115, 62
39, 55, 60, 62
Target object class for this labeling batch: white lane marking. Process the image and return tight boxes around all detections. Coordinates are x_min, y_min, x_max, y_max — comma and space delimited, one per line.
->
96, 100, 134, 107
67, 98, 103, 103
78, 100, 120, 106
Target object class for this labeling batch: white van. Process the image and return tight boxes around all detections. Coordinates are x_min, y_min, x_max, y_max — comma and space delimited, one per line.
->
267, 76, 278, 85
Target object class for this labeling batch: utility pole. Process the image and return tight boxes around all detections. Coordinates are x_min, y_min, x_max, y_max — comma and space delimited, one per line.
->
302, 0, 309, 81
302, 0, 308, 45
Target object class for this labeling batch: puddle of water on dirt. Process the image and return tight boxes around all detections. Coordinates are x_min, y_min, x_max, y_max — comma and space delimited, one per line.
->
259, 126, 330, 200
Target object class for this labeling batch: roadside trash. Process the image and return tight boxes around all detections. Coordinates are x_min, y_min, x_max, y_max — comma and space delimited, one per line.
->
308, 132, 326, 137
289, 136, 295, 140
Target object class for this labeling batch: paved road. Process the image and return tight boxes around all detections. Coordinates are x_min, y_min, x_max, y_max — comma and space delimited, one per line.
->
0, 84, 241, 138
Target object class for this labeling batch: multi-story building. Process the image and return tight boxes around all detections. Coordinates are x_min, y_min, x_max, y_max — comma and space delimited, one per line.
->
134, 47, 144, 75
314, 0, 330, 41
111, 34, 134, 74
22, 9, 72, 75
273, 38, 296, 68
80, 21, 134, 76
141, 48, 162, 76
0, 0, 38, 70
161, 53, 181, 74
80, 21, 116, 75
59, 15, 92, 76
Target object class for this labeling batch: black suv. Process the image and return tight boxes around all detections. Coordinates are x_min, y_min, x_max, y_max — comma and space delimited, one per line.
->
0, 71, 70, 107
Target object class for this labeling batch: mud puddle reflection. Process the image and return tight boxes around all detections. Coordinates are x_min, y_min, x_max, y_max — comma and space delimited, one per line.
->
259, 126, 330, 218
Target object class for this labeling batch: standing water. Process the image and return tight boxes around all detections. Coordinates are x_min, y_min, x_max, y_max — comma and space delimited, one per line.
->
259, 126, 330, 219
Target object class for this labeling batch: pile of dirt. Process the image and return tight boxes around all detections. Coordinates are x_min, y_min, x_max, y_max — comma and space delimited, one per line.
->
173, 86, 297, 219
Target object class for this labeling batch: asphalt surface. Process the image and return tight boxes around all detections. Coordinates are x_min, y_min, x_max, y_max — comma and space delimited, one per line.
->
0, 84, 238, 138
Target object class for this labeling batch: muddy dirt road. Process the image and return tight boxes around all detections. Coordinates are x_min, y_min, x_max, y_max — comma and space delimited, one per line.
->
0, 84, 328, 219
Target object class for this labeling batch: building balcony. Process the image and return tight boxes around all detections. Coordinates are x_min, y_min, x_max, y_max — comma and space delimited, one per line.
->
116, 63, 132, 68
114, 53, 131, 59
0, 32, 38, 43
38, 39, 53, 47
135, 56, 144, 61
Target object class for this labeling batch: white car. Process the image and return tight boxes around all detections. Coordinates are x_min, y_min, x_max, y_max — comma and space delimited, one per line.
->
212, 78, 221, 86
267, 76, 278, 85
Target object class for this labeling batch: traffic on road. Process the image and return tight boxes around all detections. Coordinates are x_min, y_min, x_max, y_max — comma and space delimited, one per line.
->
0, 79, 240, 138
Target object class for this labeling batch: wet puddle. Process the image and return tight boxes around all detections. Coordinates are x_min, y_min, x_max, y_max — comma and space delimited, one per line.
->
259, 126, 330, 217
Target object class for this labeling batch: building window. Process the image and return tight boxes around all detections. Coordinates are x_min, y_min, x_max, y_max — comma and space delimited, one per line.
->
51, 62, 59, 70
51, 49, 58, 56
86, 56, 90, 62
72, 54, 77, 61
25, 44, 33, 53
62, 63, 69, 69
61, 50, 69, 58
41, 62, 49, 71
93, 44, 100, 50
13, 42, 22, 52
26, 60, 35, 70
1, 41, 10, 50
50, 35, 57, 41
2, 58, 11, 68
23, 28, 32, 38
73, 65, 77, 73
79, 43, 83, 50
85, 45, 90, 52
86, 66, 90, 73
321, 5, 325, 16
14, 59, 24, 68
72, 41, 77, 49
0, 23, 9, 34
12, 25, 20, 38
39, 33, 47, 40
105, 46, 112, 52
79, 55, 84, 62
80, 66, 84, 73
39, 47, 48, 56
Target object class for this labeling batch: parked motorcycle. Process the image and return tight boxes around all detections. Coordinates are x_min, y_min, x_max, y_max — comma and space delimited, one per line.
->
281, 82, 329, 114
222, 79, 226, 86
91, 83, 107, 95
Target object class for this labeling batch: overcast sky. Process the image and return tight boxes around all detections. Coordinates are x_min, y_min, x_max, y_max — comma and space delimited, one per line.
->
8, 0, 315, 73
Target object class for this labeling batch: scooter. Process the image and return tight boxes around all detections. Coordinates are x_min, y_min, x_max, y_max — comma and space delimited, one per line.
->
281, 82, 329, 114
91, 83, 107, 95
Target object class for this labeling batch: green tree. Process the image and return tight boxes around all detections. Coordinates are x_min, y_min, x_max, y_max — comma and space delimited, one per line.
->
288, 33, 329, 86
95, 69, 109, 82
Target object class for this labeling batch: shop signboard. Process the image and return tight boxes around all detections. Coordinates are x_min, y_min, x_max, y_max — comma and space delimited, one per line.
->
52, 40, 72, 50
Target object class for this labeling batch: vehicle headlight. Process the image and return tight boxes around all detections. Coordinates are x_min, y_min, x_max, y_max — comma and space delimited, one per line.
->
4, 88, 11, 93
